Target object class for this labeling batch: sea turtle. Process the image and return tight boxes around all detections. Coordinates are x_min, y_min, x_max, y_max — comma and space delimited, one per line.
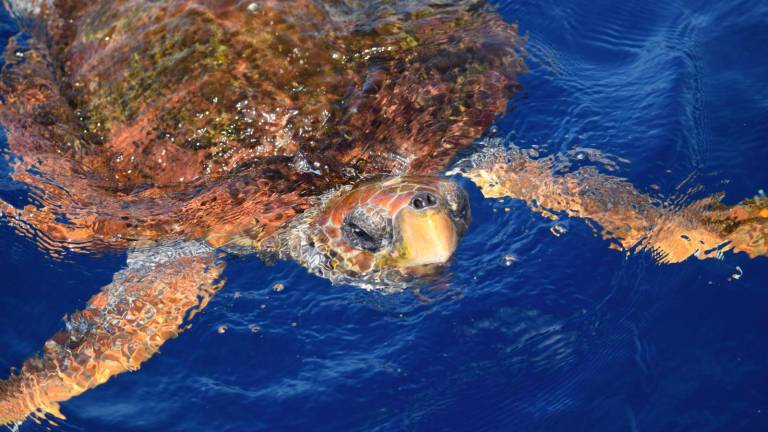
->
0, 0, 766, 426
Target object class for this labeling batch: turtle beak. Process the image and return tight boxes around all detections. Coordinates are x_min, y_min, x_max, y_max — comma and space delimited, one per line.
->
392, 196, 463, 267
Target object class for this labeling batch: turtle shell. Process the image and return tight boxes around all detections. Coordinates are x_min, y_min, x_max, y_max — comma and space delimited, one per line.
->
0, 0, 526, 249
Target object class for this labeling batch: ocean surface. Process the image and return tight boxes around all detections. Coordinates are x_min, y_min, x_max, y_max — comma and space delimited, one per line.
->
2, 0, 768, 431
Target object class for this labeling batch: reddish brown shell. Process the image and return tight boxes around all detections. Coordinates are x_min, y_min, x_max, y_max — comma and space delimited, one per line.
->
0, 0, 526, 249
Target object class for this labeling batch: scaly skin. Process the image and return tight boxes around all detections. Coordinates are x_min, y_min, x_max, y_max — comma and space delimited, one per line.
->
462, 147, 768, 263
0, 248, 225, 425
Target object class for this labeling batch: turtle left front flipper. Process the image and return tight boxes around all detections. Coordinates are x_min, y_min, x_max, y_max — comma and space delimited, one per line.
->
0, 243, 225, 426
459, 147, 767, 263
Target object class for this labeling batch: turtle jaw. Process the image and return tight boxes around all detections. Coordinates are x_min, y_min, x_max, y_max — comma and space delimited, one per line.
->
371, 178, 472, 274
387, 206, 462, 268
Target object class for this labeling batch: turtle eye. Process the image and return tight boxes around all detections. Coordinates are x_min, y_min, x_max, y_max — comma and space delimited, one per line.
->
349, 222, 377, 246
342, 206, 392, 252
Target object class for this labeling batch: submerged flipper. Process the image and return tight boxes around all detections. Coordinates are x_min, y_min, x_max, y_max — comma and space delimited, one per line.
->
0, 242, 225, 426
459, 146, 767, 263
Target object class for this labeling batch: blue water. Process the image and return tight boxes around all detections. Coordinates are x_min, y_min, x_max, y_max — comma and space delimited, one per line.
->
2, 0, 768, 431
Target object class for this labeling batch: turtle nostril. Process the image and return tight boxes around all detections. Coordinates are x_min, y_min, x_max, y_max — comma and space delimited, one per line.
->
410, 192, 438, 210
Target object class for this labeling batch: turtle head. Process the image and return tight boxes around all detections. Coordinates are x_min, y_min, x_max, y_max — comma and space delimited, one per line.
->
296, 176, 471, 287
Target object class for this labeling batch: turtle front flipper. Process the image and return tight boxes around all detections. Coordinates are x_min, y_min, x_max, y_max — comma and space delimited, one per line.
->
458, 146, 767, 263
0, 242, 225, 426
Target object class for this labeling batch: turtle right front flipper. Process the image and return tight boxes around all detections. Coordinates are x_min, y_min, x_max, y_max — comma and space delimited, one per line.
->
0, 243, 225, 426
